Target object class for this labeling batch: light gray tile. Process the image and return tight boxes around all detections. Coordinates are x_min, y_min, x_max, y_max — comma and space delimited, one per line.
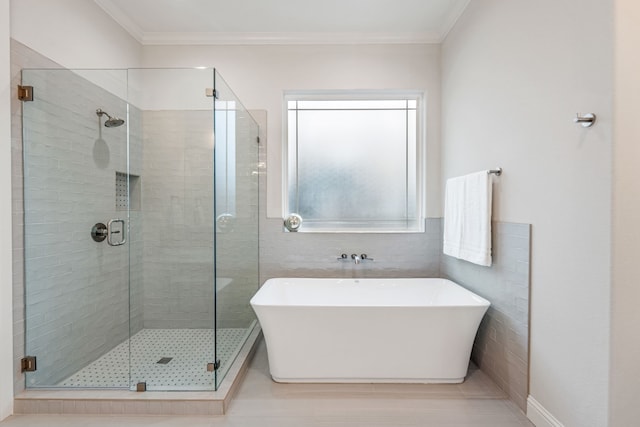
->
441, 221, 530, 411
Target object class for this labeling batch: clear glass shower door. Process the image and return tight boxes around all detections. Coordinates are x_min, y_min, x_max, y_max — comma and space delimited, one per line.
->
126, 68, 217, 391
22, 69, 132, 388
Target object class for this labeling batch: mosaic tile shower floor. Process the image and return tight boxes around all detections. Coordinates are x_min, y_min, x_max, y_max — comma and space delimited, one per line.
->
59, 328, 250, 390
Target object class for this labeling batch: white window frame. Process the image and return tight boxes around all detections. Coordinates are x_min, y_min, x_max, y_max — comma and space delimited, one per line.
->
282, 90, 426, 233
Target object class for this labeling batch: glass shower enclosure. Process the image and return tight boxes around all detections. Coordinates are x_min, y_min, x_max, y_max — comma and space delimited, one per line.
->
21, 67, 259, 391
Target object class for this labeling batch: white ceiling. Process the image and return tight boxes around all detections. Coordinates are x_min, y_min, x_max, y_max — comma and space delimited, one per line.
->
94, 0, 471, 45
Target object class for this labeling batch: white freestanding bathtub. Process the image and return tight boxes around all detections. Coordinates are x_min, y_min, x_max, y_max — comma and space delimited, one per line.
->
250, 277, 490, 384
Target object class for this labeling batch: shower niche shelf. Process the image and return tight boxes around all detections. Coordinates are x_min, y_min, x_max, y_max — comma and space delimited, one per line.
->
116, 171, 140, 211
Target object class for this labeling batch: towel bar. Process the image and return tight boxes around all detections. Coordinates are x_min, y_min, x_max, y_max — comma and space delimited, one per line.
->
488, 168, 502, 176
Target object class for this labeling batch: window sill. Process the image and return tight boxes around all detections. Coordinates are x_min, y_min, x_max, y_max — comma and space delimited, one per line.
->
283, 219, 425, 234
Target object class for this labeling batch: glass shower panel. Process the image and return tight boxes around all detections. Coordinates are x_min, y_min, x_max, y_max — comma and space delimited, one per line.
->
213, 71, 260, 388
22, 68, 131, 388
126, 68, 217, 391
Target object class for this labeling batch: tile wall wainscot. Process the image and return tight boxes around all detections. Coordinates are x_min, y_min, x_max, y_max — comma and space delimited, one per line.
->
441, 222, 530, 410
259, 217, 443, 282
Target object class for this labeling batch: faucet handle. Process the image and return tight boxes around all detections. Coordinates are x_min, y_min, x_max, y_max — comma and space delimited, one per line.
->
361, 254, 374, 261
337, 253, 348, 260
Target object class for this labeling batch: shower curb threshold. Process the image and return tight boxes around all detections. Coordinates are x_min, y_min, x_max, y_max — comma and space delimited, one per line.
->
14, 326, 262, 416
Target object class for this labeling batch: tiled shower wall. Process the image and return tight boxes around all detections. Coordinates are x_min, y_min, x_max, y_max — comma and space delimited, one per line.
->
141, 108, 259, 330
128, 106, 144, 334
141, 110, 215, 328
9, 38, 57, 395
10, 40, 144, 388
214, 107, 260, 330
441, 222, 530, 410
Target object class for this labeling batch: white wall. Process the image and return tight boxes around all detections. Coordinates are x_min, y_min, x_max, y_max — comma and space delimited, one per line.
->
10, 0, 141, 69
610, 1, 640, 425
141, 44, 442, 218
1, 0, 13, 420
10, 0, 141, 99
442, 1, 612, 426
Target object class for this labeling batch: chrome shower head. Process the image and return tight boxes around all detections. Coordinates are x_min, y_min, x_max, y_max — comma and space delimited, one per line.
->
96, 109, 125, 128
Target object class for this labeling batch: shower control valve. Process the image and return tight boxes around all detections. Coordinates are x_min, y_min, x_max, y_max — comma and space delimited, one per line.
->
91, 222, 108, 242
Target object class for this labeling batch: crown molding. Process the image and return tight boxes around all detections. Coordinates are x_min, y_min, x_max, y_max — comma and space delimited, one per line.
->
438, 0, 471, 41
95, 0, 144, 42
140, 31, 442, 46
95, 0, 469, 46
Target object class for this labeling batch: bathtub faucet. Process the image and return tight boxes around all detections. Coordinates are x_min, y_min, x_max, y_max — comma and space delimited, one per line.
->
337, 253, 373, 264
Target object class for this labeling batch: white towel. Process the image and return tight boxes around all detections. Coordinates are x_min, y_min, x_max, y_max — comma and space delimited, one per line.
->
443, 171, 493, 266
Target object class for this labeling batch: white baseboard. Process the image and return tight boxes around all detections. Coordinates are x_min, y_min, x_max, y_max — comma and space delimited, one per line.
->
527, 396, 564, 427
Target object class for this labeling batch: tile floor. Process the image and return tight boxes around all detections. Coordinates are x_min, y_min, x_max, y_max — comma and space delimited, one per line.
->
59, 328, 249, 390
1, 339, 534, 426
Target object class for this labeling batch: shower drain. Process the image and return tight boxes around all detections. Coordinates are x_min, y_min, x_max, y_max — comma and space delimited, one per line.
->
156, 357, 173, 364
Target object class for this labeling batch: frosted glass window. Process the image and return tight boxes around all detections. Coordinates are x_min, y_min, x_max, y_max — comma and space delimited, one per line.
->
284, 94, 424, 232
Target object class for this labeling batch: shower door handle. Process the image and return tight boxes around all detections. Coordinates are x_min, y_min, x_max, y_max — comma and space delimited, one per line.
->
107, 219, 126, 246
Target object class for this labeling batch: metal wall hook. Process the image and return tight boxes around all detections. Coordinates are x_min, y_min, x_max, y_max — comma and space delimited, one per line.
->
574, 113, 596, 128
